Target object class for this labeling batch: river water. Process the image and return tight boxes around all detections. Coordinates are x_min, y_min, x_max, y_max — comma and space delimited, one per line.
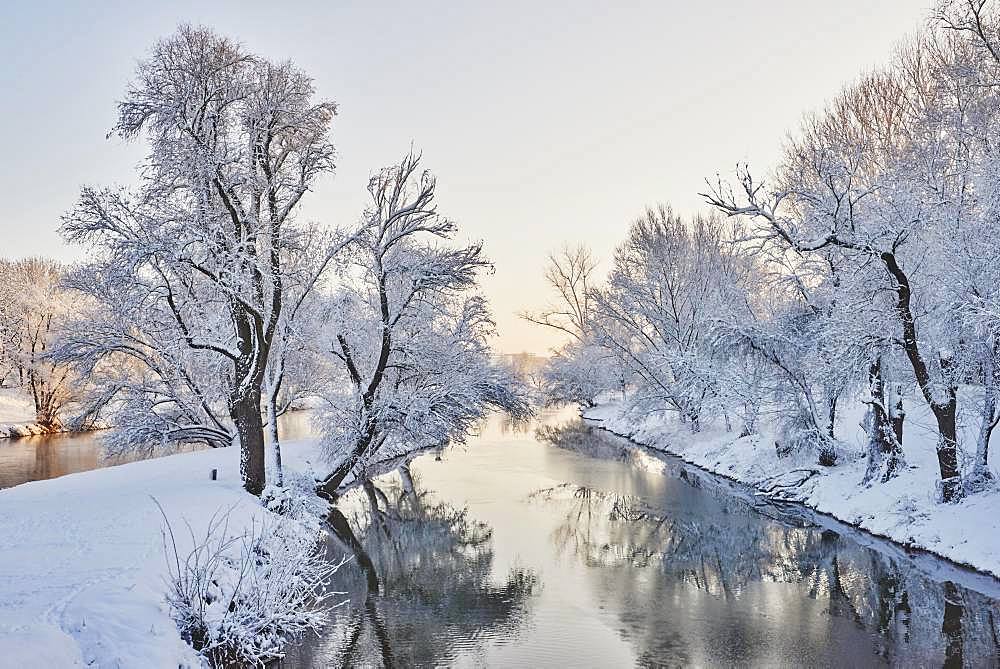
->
284, 409, 1000, 668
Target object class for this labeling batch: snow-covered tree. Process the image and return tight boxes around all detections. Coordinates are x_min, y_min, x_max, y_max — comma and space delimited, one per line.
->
934, 0, 1000, 492
539, 339, 626, 408
263, 224, 356, 488
53, 263, 236, 456
0, 258, 78, 427
704, 27, 998, 499
520, 244, 597, 342
315, 152, 532, 498
59, 26, 343, 494
522, 244, 630, 406
590, 205, 754, 432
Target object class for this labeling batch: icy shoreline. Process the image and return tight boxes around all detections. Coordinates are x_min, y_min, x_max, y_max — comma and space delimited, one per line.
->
583, 399, 1000, 581
0, 422, 105, 439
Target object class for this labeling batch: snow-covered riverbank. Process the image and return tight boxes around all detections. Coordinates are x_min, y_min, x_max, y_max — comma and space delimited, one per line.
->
584, 397, 1000, 579
0, 388, 105, 439
0, 439, 327, 667
0, 388, 59, 438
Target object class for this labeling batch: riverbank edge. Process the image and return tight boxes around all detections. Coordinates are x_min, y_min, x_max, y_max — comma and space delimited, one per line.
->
582, 406, 1000, 583
0, 422, 106, 439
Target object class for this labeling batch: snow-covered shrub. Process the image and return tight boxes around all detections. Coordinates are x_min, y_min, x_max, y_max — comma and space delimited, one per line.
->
540, 341, 625, 407
261, 469, 330, 532
155, 498, 346, 667
775, 411, 839, 466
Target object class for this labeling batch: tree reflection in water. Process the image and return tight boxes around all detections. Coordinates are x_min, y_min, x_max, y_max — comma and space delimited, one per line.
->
284, 464, 537, 668
535, 420, 1000, 667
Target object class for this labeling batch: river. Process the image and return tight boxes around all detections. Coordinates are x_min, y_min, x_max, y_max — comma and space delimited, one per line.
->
284, 409, 1000, 668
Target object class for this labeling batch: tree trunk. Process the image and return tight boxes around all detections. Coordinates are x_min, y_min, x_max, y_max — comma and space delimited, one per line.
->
970, 417, 995, 491
826, 392, 838, 439
935, 400, 962, 502
232, 389, 266, 496
880, 252, 961, 501
318, 445, 365, 501
229, 295, 272, 496
399, 463, 418, 508
318, 273, 394, 500
889, 383, 905, 448
933, 352, 961, 501
968, 342, 998, 491
864, 357, 906, 484
317, 425, 380, 501
266, 384, 283, 488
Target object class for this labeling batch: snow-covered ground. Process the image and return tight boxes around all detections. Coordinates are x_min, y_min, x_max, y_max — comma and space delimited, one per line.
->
0, 439, 327, 667
584, 391, 1000, 579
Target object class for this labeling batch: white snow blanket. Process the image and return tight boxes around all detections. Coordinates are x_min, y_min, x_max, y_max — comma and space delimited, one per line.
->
0, 439, 325, 667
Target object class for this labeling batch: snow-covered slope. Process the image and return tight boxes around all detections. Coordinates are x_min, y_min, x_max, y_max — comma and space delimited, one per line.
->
585, 394, 1000, 579
0, 440, 325, 667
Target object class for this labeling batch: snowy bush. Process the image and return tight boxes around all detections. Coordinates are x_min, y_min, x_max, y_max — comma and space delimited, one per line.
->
260, 469, 330, 532
775, 412, 839, 466
155, 498, 346, 667
540, 341, 627, 408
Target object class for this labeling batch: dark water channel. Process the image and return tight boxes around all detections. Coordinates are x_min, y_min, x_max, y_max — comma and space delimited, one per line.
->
284, 410, 1000, 668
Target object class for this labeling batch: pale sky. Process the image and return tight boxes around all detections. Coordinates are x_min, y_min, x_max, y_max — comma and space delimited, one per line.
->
2, 1, 930, 354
